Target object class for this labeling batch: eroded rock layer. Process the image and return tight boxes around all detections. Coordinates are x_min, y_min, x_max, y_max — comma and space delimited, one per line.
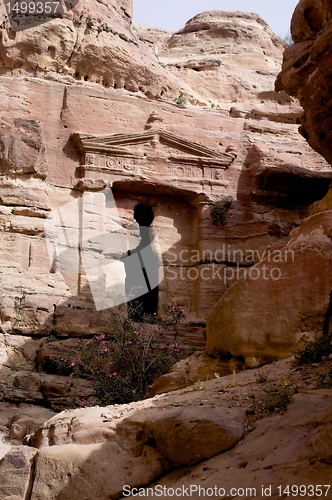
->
0, 6, 329, 340
207, 1, 332, 367
0, 4, 331, 418
276, 0, 332, 165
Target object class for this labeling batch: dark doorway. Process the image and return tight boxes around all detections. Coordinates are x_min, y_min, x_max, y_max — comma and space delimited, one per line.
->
134, 204, 154, 227
124, 204, 159, 321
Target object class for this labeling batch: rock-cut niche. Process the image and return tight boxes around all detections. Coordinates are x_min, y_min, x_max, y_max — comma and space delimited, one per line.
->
123, 204, 159, 320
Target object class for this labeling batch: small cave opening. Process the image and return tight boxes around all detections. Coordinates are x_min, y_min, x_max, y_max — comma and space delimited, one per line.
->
124, 204, 159, 320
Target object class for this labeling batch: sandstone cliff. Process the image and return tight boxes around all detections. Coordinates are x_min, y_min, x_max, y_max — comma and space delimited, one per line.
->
276, 0, 332, 165
0, 0, 330, 408
206, 1, 332, 366
0, 3, 330, 343
0, 1, 332, 498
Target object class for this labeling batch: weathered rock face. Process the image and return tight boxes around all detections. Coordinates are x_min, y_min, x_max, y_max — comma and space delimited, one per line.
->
0, 334, 95, 409
0, 7, 330, 346
153, 11, 291, 110
205, 1, 332, 367
276, 0, 332, 165
0, 445, 38, 499
117, 0, 132, 22
146, 351, 233, 397
310, 186, 332, 215
0, 0, 184, 99
1, 3, 332, 496
149, 391, 332, 499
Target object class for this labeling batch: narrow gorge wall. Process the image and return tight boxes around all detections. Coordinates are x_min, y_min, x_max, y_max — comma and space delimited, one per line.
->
0, 3, 331, 351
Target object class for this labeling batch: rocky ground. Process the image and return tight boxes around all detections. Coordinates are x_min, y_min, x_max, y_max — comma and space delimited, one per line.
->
0, 354, 331, 499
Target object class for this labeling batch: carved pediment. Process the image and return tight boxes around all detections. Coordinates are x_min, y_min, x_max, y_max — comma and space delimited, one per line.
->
71, 130, 235, 195
72, 130, 234, 167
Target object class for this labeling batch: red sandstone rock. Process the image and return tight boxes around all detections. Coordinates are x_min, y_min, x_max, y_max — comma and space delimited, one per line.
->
276, 0, 332, 165
206, 210, 332, 366
0, 4, 329, 348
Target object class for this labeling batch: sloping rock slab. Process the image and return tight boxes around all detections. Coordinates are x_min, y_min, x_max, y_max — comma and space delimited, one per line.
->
117, 406, 245, 466
6, 404, 244, 499
139, 391, 332, 499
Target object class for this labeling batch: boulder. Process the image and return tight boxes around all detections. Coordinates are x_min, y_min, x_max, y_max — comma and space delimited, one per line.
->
147, 352, 231, 397
124, 406, 245, 466
206, 211, 332, 366
30, 440, 163, 500
6, 407, 55, 443
20, 403, 244, 499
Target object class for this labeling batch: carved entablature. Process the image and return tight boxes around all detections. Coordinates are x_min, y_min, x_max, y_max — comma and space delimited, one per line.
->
71, 130, 236, 194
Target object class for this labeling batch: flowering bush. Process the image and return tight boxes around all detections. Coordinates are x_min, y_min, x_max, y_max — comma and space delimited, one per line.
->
52, 304, 193, 406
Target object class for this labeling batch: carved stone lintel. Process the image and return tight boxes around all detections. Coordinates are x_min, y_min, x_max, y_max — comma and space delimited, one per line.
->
72, 129, 234, 195
72, 130, 233, 165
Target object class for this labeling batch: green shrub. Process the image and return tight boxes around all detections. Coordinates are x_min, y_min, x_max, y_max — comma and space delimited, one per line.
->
52, 304, 194, 406
317, 369, 332, 388
211, 202, 227, 228
295, 334, 332, 365
259, 385, 297, 414
46, 334, 58, 343
13, 376, 20, 388
256, 372, 268, 383
175, 94, 187, 106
